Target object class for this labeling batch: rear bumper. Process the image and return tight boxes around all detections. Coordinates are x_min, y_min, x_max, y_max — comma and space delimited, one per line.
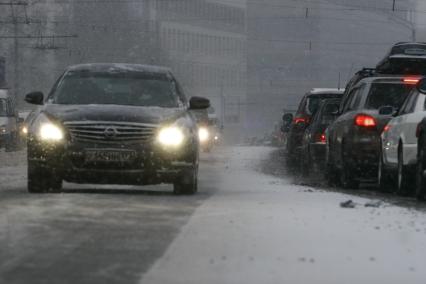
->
309, 143, 326, 163
345, 135, 381, 178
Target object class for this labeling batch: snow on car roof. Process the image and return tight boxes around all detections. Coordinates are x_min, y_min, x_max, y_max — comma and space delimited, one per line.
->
309, 88, 345, 95
67, 63, 172, 75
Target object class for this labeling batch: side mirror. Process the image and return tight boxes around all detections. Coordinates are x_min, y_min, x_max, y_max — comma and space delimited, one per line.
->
417, 78, 426, 94
25, 91, 44, 105
282, 113, 293, 124
378, 105, 395, 116
189, 96, 210, 110
281, 113, 293, 133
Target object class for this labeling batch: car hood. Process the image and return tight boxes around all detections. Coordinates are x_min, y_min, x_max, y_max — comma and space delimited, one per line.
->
42, 104, 186, 125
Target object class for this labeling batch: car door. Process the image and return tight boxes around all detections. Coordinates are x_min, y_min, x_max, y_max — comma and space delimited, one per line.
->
384, 91, 417, 166
402, 92, 426, 166
330, 85, 365, 166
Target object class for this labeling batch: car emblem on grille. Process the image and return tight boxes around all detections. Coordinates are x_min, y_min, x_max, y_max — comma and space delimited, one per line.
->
104, 127, 118, 139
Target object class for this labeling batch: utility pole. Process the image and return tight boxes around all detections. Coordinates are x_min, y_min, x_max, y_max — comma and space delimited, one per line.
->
392, 0, 396, 11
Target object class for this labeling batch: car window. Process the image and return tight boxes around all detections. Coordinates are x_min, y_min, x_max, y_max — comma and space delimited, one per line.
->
306, 97, 321, 115
348, 85, 365, 111
320, 103, 340, 124
365, 83, 413, 110
52, 72, 181, 108
342, 88, 359, 113
399, 90, 418, 115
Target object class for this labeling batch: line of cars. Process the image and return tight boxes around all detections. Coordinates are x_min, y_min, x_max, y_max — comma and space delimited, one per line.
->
281, 42, 426, 201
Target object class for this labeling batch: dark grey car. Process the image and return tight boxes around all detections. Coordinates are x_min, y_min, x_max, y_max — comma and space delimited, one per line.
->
24, 63, 210, 195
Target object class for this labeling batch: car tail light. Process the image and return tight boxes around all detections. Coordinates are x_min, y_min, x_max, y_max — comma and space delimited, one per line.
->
403, 76, 421, 85
294, 116, 309, 125
355, 114, 376, 128
315, 133, 326, 143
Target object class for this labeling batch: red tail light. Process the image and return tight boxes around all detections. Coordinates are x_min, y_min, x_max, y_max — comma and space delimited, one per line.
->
294, 117, 309, 124
403, 77, 421, 85
355, 114, 376, 127
315, 133, 326, 143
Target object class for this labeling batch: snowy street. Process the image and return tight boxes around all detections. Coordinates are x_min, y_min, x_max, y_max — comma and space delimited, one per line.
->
1, 147, 426, 284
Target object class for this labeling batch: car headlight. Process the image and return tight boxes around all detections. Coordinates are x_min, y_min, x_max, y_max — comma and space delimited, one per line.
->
0, 125, 6, 134
21, 126, 28, 135
158, 126, 184, 147
39, 123, 64, 141
198, 127, 209, 142
31, 114, 64, 142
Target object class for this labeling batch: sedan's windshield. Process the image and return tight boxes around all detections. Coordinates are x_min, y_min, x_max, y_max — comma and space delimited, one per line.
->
0, 99, 6, 116
52, 73, 180, 108
365, 83, 413, 110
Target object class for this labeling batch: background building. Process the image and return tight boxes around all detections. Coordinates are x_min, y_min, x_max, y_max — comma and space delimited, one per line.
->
0, 0, 247, 142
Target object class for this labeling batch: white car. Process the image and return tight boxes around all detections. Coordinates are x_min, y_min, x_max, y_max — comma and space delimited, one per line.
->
380, 81, 426, 194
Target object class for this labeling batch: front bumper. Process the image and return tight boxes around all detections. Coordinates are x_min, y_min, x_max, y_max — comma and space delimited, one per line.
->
28, 137, 197, 185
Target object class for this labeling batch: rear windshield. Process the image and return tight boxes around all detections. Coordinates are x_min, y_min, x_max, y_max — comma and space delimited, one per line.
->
0, 99, 6, 116
52, 72, 181, 108
365, 83, 413, 110
319, 103, 340, 124
306, 94, 341, 115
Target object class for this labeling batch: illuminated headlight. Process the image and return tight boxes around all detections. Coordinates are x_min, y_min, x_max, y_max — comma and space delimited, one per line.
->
21, 126, 28, 135
0, 125, 6, 134
158, 126, 184, 147
39, 123, 64, 141
198, 127, 209, 142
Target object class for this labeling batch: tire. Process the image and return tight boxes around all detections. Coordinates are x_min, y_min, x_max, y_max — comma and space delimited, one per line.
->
378, 148, 394, 192
416, 138, 426, 201
301, 147, 311, 177
325, 162, 339, 187
27, 161, 63, 193
396, 145, 414, 196
340, 143, 359, 189
173, 168, 198, 195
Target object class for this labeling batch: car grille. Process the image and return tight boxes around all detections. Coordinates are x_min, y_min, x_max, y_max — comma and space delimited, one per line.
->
64, 121, 157, 143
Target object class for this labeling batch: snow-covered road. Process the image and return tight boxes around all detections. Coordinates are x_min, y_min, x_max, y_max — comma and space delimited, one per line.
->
1, 147, 426, 284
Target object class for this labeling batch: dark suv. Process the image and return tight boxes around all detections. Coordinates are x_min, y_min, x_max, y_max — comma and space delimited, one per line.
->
24, 63, 210, 194
326, 76, 416, 188
284, 88, 344, 167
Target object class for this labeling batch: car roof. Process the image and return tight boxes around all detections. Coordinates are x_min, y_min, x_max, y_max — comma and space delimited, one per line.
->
357, 75, 412, 84
308, 88, 345, 95
66, 63, 172, 75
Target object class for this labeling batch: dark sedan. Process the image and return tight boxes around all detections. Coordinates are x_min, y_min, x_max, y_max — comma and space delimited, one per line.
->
24, 63, 210, 195
300, 98, 341, 176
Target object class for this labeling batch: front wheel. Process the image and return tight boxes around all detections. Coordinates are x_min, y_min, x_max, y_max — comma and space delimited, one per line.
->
28, 162, 63, 193
173, 168, 198, 195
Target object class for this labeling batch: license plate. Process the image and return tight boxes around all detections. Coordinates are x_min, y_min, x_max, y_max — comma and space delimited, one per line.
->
85, 149, 137, 163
